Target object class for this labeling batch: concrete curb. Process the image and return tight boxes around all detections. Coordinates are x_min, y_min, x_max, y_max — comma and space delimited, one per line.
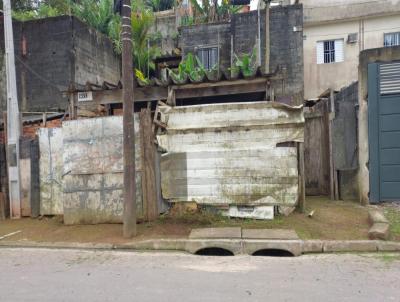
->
1, 239, 400, 255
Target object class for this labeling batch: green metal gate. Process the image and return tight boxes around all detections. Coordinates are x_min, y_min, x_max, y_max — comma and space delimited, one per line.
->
368, 62, 400, 202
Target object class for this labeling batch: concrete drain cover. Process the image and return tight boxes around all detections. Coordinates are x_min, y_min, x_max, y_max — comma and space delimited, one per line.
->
189, 227, 241, 239
242, 229, 299, 240
189, 227, 299, 240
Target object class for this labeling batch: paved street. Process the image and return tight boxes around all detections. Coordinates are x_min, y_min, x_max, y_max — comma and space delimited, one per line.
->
0, 248, 399, 302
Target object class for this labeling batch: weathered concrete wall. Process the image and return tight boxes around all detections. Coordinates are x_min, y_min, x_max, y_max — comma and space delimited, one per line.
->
158, 102, 304, 206
302, 0, 400, 25
38, 127, 63, 215
269, 5, 304, 104
151, 9, 179, 55
72, 18, 121, 89
62, 116, 142, 225
358, 46, 400, 204
180, 22, 231, 74
179, 5, 304, 104
0, 16, 121, 112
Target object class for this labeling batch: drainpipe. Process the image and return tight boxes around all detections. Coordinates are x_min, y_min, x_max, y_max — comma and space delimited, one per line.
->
257, 6, 261, 67
265, 2, 270, 73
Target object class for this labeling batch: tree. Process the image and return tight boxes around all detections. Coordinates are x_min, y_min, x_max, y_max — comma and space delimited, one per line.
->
189, 0, 242, 24
3, 0, 34, 10
144, 0, 175, 12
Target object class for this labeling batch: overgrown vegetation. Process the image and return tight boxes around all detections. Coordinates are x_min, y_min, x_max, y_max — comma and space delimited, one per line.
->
384, 207, 400, 240
8, 0, 245, 80
189, 0, 242, 24
10, 0, 161, 77
145, 0, 175, 12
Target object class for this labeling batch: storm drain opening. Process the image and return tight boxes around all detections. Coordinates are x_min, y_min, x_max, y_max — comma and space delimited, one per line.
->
252, 249, 294, 257
195, 247, 234, 256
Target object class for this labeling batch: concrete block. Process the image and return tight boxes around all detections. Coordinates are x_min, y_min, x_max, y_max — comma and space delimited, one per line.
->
376, 241, 400, 252
242, 240, 303, 256
368, 210, 389, 225
323, 240, 378, 253
302, 240, 324, 253
184, 239, 242, 255
368, 223, 390, 240
189, 227, 242, 239
242, 229, 299, 240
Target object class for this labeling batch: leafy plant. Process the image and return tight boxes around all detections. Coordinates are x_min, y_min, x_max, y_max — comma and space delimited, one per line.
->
184, 53, 205, 82
168, 52, 206, 83
135, 69, 152, 85
233, 46, 258, 77
168, 62, 188, 84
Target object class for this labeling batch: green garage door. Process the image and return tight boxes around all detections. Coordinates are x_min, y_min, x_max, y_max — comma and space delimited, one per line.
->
368, 62, 400, 202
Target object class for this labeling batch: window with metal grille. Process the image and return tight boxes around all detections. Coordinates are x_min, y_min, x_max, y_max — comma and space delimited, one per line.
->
197, 47, 218, 70
316, 39, 344, 64
384, 32, 400, 47
324, 40, 335, 63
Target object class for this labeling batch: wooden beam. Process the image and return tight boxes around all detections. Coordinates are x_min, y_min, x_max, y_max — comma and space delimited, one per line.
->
86, 78, 270, 105
93, 86, 168, 105
139, 108, 158, 222
298, 142, 306, 213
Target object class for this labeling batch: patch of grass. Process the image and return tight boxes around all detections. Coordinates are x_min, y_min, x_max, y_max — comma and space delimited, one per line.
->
156, 197, 371, 240
384, 208, 400, 240
371, 253, 400, 264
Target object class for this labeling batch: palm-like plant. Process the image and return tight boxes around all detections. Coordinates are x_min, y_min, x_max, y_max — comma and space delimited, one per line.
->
109, 1, 161, 77
72, 0, 115, 35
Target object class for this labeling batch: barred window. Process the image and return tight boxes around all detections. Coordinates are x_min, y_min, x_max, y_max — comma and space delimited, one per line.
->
384, 32, 400, 47
197, 47, 218, 70
317, 39, 344, 64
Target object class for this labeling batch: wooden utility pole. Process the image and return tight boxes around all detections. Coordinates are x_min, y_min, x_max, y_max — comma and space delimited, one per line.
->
121, 0, 137, 237
4, 0, 22, 219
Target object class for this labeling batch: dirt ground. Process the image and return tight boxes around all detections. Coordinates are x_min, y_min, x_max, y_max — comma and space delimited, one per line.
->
0, 197, 382, 244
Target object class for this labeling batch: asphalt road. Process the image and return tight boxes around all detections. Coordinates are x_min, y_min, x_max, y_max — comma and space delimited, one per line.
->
0, 248, 399, 302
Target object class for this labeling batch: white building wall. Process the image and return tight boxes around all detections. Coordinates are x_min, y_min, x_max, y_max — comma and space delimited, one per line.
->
303, 14, 400, 99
